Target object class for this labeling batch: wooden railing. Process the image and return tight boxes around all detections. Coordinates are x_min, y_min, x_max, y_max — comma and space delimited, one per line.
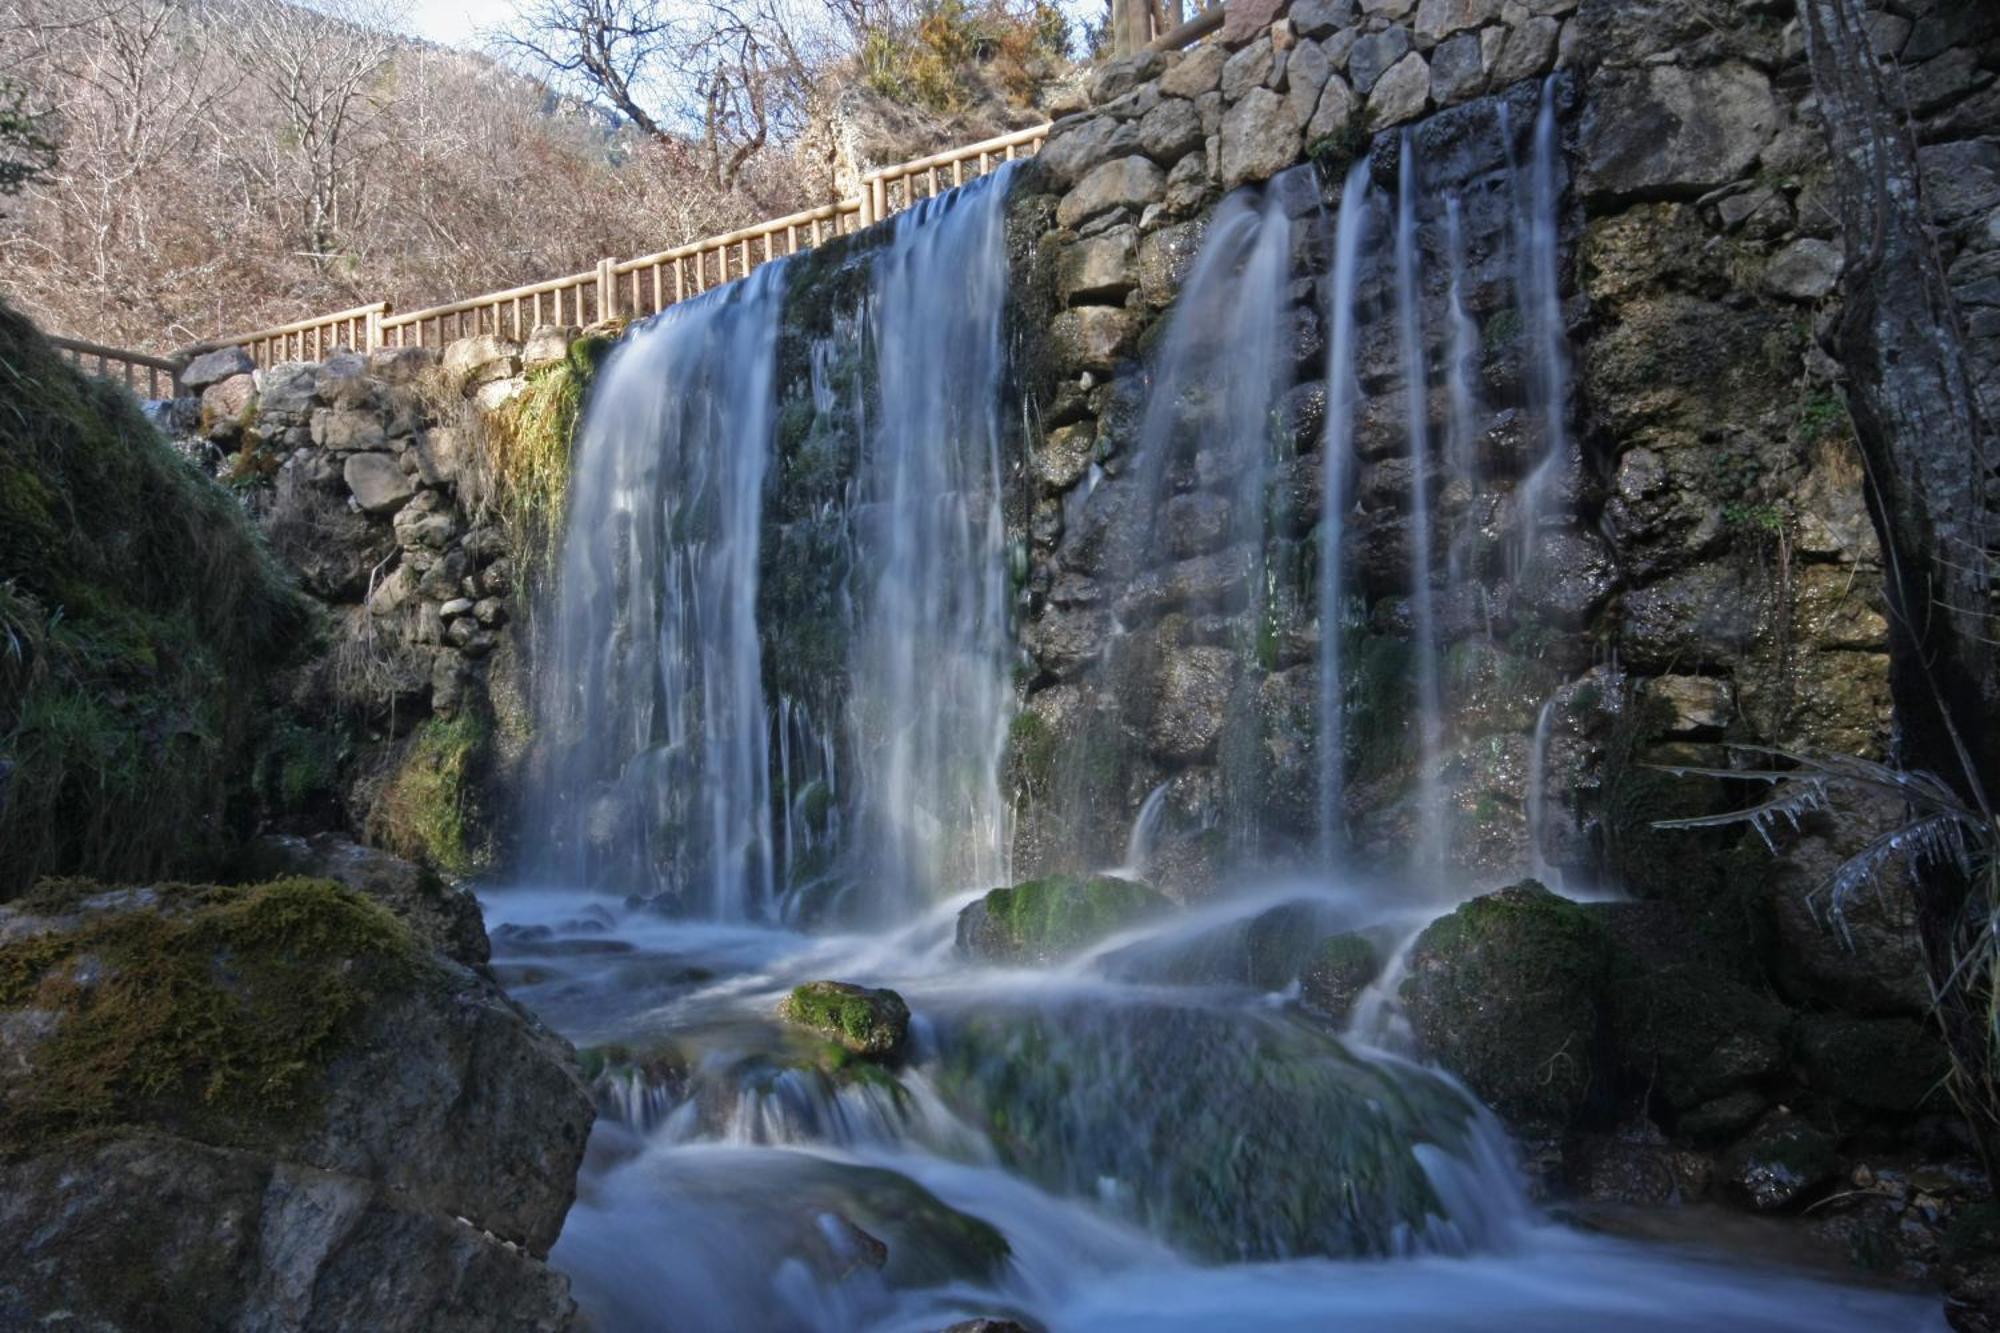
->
199, 123, 1050, 365
46, 335, 183, 399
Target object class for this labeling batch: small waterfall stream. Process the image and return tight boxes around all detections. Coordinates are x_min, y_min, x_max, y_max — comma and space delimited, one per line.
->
533, 262, 790, 916
847, 166, 1019, 917
507, 81, 1941, 1333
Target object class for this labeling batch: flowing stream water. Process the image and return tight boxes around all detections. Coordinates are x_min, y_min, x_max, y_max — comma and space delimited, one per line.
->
505, 101, 1945, 1332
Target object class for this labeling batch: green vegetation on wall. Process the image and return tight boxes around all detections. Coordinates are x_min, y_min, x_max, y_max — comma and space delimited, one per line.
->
0, 301, 308, 897
366, 710, 490, 878
478, 335, 609, 582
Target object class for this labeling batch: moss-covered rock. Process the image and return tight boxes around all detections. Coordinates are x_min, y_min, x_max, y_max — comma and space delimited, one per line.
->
1300, 931, 1381, 1022
1400, 881, 1611, 1134
0, 302, 309, 896
955, 873, 1170, 962
779, 980, 911, 1058
0, 876, 419, 1153
933, 997, 1478, 1259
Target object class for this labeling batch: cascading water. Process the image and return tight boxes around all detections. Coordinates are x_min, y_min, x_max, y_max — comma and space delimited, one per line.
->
1318, 160, 1372, 865
1396, 130, 1449, 872
534, 262, 788, 916
1512, 77, 1572, 567
845, 166, 1018, 917
505, 82, 1941, 1333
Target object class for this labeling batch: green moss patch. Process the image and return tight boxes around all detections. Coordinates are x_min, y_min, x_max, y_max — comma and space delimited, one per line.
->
0, 877, 421, 1154
0, 302, 308, 896
960, 873, 1170, 962
780, 980, 911, 1058
367, 712, 488, 877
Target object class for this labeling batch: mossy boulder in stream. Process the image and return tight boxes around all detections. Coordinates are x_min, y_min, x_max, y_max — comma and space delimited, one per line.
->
779, 980, 911, 1057
933, 997, 1480, 1259
955, 873, 1170, 962
1300, 932, 1382, 1022
1401, 881, 1611, 1135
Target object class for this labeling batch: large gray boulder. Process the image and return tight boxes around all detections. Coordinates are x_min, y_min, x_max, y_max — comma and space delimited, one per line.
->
0, 875, 594, 1325
1578, 62, 1780, 203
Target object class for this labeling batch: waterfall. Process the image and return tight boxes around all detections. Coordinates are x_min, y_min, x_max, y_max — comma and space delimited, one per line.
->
1514, 77, 1571, 566
1442, 194, 1483, 592
534, 262, 789, 916
1318, 160, 1372, 865
846, 165, 1019, 916
1396, 132, 1448, 872
1526, 693, 1558, 886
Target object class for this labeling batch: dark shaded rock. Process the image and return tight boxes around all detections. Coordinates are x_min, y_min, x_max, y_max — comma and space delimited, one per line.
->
1795, 1015, 1951, 1114
956, 874, 1169, 963
180, 344, 257, 392
1718, 1113, 1839, 1212
1401, 881, 1610, 1133
780, 980, 911, 1058
1761, 781, 1930, 1016
1300, 932, 1381, 1022
0, 1136, 576, 1333
1595, 901, 1790, 1112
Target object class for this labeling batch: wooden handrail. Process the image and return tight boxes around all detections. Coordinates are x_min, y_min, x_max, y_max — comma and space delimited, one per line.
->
185, 123, 1050, 369
1147, 3, 1224, 52
46, 334, 184, 400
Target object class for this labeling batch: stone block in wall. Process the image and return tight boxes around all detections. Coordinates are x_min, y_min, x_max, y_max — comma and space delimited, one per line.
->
522, 325, 579, 372
1360, 0, 1417, 19
200, 374, 255, 440
1430, 31, 1485, 105
1638, 675, 1732, 737
1367, 50, 1432, 127
1415, 0, 1498, 42
1138, 98, 1205, 163
367, 344, 437, 383
1220, 87, 1303, 189
1919, 140, 2000, 225
1050, 306, 1142, 373
1058, 157, 1166, 230
440, 334, 521, 388
1220, 0, 1289, 46
1349, 25, 1413, 94
1161, 44, 1228, 101
1291, 0, 1355, 39
312, 407, 389, 453
1484, 14, 1558, 87
316, 350, 385, 412
1059, 225, 1140, 305
1285, 38, 1333, 128
257, 363, 320, 420
1147, 645, 1237, 763
1577, 62, 1779, 203
181, 344, 256, 392
1220, 36, 1275, 103
1088, 50, 1164, 104
344, 451, 416, 516
1040, 117, 1145, 189
1306, 74, 1358, 143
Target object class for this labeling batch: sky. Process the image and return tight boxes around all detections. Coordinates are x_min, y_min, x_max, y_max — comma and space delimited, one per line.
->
402, 1, 493, 49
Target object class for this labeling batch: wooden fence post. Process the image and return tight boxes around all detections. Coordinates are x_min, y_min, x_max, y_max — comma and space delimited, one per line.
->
598, 257, 618, 322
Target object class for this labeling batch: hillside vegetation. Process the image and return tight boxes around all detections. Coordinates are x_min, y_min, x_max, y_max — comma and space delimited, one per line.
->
0, 0, 1075, 353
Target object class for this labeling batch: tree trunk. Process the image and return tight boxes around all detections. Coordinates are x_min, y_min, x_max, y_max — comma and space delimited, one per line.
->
1800, 0, 2000, 1171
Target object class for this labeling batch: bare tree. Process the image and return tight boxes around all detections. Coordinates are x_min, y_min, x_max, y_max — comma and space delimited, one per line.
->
501, 0, 830, 191
238, 0, 408, 267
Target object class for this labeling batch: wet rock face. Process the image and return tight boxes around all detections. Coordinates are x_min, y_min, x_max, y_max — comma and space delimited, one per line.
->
0, 876, 593, 1328
956, 874, 1170, 963
1718, 1113, 1840, 1212
1400, 882, 1610, 1134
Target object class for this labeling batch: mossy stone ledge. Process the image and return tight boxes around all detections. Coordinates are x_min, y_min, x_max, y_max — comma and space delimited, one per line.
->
955, 873, 1171, 963
780, 980, 912, 1058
